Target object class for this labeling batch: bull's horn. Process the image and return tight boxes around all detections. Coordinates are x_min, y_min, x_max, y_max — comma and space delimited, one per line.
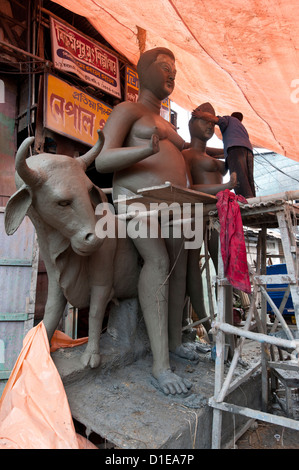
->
77, 130, 105, 170
15, 136, 40, 187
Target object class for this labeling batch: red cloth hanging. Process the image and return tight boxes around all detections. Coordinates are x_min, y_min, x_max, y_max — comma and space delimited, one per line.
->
216, 189, 251, 294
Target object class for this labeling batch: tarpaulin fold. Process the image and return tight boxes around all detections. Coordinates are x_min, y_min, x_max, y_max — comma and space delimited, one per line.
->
0, 322, 96, 449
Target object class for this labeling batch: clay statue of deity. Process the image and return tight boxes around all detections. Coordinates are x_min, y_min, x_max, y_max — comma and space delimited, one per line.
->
183, 102, 237, 334
95, 47, 195, 395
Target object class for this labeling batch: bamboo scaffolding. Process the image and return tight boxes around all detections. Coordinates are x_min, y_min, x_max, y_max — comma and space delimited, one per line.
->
210, 197, 299, 449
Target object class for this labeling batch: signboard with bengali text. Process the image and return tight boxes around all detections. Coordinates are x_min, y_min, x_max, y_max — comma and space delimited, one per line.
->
44, 73, 112, 146
50, 17, 121, 99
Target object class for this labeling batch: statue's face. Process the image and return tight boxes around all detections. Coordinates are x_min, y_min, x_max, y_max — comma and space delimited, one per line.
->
144, 53, 176, 99
191, 118, 215, 141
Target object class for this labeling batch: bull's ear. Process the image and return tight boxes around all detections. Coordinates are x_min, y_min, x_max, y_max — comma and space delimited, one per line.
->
4, 186, 32, 235
90, 185, 108, 207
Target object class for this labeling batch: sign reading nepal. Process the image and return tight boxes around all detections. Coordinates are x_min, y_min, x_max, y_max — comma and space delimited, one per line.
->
50, 17, 121, 99
95, 200, 204, 250
44, 74, 112, 147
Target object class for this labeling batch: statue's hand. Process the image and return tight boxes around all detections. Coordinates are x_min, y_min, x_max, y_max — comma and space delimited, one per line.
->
150, 133, 160, 155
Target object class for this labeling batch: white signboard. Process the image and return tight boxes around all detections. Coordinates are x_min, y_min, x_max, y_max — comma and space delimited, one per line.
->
50, 17, 121, 99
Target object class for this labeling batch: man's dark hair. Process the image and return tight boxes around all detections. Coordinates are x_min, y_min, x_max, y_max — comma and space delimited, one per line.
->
231, 112, 243, 122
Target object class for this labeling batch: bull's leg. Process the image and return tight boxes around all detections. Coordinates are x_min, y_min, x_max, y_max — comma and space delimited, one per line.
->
43, 277, 67, 342
81, 240, 115, 368
81, 285, 112, 368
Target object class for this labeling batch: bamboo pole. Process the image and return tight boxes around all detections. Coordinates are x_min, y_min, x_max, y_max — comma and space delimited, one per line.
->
212, 321, 299, 353
260, 286, 294, 341
209, 399, 299, 432
215, 286, 257, 403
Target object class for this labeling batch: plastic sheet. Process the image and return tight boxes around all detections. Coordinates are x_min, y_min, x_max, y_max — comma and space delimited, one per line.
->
50, 329, 88, 353
0, 322, 96, 449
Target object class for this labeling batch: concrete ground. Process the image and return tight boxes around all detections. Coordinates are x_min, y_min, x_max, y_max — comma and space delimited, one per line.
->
52, 302, 263, 449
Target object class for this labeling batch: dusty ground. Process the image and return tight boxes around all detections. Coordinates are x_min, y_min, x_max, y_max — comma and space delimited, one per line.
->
236, 419, 299, 449
72, 338, 299, 450
235, 338, 299, 449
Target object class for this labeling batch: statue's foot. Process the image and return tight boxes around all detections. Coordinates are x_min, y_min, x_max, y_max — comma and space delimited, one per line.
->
171, 343, 200, 363
152, 368, 192, 396
81, 345, 101, 369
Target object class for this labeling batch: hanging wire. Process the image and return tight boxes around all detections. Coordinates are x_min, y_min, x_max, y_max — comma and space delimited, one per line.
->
254, 149, 299, 184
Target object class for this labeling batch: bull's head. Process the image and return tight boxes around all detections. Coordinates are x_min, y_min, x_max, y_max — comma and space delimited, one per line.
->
5, 130, 106, 256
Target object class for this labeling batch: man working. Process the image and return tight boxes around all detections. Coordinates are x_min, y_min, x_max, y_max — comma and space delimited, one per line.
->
192, 109, 256, 198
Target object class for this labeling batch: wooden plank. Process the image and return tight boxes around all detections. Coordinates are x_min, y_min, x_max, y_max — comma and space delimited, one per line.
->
137, 182, 217, 204
268, 361, 299, 372
218, 274, 297, 286
271, 367, 299, 388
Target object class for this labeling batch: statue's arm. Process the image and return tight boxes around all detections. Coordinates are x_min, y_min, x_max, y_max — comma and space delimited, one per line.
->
191, 172, 237, 195
206, 147, 225, 158
95, 102, 159, 173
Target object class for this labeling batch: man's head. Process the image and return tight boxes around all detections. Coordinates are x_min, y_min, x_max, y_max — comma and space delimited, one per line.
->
231, 112, 243, 122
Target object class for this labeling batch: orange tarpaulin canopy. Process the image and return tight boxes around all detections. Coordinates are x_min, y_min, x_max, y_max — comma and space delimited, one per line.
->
51, 0, 299, 162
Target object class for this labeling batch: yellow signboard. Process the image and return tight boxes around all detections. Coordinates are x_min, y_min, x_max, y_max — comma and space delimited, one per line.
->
44, 74, 112, 146
125, 64, 139, 103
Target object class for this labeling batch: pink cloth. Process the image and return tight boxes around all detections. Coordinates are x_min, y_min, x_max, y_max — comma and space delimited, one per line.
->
216, 189, 251, 294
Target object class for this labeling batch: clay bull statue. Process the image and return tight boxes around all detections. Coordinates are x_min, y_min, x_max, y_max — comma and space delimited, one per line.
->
4, 131, 140, 368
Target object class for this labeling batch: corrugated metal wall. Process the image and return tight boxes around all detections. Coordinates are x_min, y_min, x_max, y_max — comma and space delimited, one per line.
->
0, 208, 38, 392
0, 76, 18, 207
